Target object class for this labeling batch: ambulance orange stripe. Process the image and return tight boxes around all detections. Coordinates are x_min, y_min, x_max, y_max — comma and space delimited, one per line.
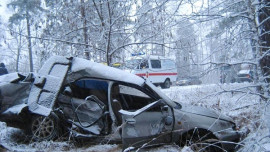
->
136, 73, 177, 77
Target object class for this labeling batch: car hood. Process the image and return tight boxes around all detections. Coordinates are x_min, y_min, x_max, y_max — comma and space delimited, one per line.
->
178, 103, 234, 123
0, 73, 22, 83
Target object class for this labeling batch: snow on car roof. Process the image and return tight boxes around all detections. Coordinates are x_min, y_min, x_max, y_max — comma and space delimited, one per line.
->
68, 56, 145, 85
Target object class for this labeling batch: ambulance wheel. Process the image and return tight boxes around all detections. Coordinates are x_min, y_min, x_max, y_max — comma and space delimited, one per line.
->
162, 79, 170, 89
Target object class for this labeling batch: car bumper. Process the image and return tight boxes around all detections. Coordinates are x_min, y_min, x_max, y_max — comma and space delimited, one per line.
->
0, 104, 29, 129
214, 128, 249, 151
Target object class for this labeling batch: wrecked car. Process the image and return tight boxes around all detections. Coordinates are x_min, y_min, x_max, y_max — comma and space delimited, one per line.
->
0, 56, 245, 151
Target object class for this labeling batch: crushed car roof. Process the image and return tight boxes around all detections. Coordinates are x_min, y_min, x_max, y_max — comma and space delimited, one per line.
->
45, 56, 145, 86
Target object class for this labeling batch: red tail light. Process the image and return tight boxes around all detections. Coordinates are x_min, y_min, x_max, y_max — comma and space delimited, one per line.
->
246, 75, 250, 78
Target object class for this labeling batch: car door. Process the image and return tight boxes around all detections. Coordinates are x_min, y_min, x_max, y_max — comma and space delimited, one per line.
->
28, 56, 71, 116
118, 85, 174, 150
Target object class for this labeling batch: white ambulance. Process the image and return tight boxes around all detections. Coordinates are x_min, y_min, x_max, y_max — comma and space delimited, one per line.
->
123, 55, 178, 88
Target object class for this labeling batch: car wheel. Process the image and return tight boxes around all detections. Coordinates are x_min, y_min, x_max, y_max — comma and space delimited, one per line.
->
162, 79, 170, 89
29, 114, 59, 141
180, 130, 223, 152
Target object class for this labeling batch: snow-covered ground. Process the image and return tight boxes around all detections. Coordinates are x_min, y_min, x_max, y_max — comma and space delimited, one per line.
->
0, 83, 269, 151
164, 83, 270, 152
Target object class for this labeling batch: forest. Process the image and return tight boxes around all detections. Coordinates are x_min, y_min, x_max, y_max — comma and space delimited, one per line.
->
0, 0, 270, 151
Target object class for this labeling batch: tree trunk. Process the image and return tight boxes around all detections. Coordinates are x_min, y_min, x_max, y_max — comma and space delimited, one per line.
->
80, 0, 90, 60
106, 1, 112, 65
258, 0, 270, 82
26, 10, 33, 72
16, 27, 22, 72
246, 0, 261, 84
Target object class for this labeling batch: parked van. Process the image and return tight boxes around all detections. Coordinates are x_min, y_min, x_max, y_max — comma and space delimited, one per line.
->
123, 55, 177, 88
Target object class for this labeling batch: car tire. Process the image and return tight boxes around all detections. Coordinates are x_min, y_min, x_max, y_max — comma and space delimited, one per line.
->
29, 113, 60, 141
162, 79, 170, 89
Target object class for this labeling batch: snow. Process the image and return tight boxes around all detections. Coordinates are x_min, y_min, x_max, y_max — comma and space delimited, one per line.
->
27, 56, 70, 116
0, 72, 20, 82
27, 87, 52, 116
0, 83, 270, 151
2, 104, 27, 115
162, 83, 270, 151
38, 56, 70, 76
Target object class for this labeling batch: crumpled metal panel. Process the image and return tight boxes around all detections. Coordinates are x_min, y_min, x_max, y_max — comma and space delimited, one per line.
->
28, 57, 71, 116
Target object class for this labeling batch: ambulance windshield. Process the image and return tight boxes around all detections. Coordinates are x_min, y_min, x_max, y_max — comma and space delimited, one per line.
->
124, 59, 149, 69
124, 59, 142, 69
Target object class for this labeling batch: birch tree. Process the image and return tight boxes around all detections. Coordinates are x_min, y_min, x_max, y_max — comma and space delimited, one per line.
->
7, 24, 27, 72
8, 0, 44, 72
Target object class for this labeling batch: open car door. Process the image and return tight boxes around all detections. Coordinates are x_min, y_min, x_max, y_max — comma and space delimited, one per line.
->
120, 100, 174, 150
28, 56, 71, 116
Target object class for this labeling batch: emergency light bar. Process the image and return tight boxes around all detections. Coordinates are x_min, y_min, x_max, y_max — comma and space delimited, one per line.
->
131, 52, 145, 56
